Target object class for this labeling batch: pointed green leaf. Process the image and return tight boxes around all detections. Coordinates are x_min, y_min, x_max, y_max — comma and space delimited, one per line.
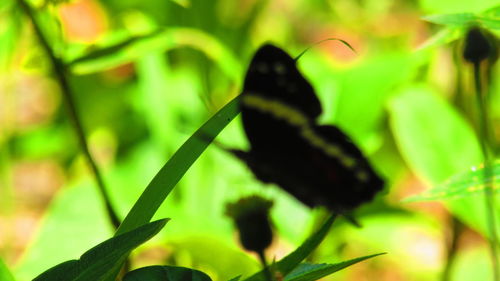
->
285, 253, 385, 281
478, 17, 500, 29
244, 215, 337, 281
115, 95, 240, 236
405, 160, 499, 202
422, 11, 500, 29
416, 28, 462, 51
123, 266, 212, 281
33, 219, 168, 281
101, 78, 240, 281
483, 4, 500, 16
423, 13, 477, 26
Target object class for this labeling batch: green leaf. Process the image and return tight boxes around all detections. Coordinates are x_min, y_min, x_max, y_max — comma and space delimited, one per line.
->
482, 5, 500, 17
167, 238, 258, 280
388, 86, 482, 184
419, 0, 498, 14
123, 266, 212, 281
244, 214, 337, 281
388, 86, 500, 238
67, 27, 242, 81
404, 160, 500, 202
285, 253, 385, 281
423, 13, 478, 26
0, 257, 16, 281
422, 11, 500, 29
416, 28, 462, 51
99, 96, 240, 281
228, 277, 242, 281
33, 219, 168, 281
115, 95, 240, 236
14, 181, 112, 281
478, 17, 500, 29
417, 8, 500, 50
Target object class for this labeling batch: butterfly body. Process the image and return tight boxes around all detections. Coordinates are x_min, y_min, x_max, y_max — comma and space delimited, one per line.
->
236, 44, 384, 212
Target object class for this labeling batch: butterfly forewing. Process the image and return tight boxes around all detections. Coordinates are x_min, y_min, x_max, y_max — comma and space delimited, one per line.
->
243, 44, 322, 119
241, 44, 321, 155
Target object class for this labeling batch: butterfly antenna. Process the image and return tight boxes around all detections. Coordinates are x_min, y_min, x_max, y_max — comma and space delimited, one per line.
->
294, 38, 357, 61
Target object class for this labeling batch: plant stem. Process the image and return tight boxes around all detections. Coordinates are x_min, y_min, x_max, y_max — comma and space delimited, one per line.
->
258, 250, 274, 281
17, 0, 121, 230
473, 61, 499, 281
441, 217, 463, 281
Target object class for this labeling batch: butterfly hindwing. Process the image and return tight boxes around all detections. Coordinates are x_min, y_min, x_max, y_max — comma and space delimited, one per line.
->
305, 125, 384, 210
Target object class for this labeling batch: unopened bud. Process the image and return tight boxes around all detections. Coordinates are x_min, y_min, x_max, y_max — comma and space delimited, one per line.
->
463, 26, 498, 64
226, 196, 274, 253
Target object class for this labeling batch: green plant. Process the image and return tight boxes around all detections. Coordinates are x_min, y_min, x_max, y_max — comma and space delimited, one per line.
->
1, 1, 498, 281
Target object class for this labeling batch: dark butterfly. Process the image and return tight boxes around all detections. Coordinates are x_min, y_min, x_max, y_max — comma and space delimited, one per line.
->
231, 44, 384, 212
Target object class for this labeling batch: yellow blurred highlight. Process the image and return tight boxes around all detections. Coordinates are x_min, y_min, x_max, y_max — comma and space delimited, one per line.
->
88, 127, 117, 167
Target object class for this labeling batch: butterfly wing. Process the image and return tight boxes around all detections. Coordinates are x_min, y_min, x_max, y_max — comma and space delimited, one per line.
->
234, 123, 383, 211
238, 43, 384, 211
305, 125, 384, 210
241, 44, 322, 154
243, 44, 322, 119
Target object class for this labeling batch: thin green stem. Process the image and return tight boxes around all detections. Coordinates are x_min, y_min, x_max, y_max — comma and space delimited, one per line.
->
441, 217, 463, 281
473, 61, 499, 281
17, 0, 121, 229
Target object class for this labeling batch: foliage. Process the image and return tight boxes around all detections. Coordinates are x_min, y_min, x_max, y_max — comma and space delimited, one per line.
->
0, 0, 499, 281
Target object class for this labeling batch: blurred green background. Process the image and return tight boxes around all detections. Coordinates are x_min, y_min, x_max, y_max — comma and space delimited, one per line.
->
0, 0, 499, 280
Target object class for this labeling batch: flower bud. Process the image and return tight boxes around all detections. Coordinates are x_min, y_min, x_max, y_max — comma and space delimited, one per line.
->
226, 196, 274, 253
463, 26, 498, 64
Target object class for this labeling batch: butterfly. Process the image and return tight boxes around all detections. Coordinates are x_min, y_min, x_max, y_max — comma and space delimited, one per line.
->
229, 44, 384, 212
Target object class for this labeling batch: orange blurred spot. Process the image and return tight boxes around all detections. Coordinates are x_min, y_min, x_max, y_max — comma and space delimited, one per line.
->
59, 0, 108, 43
101, 63, 136, 83
15, 74, 60, 129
